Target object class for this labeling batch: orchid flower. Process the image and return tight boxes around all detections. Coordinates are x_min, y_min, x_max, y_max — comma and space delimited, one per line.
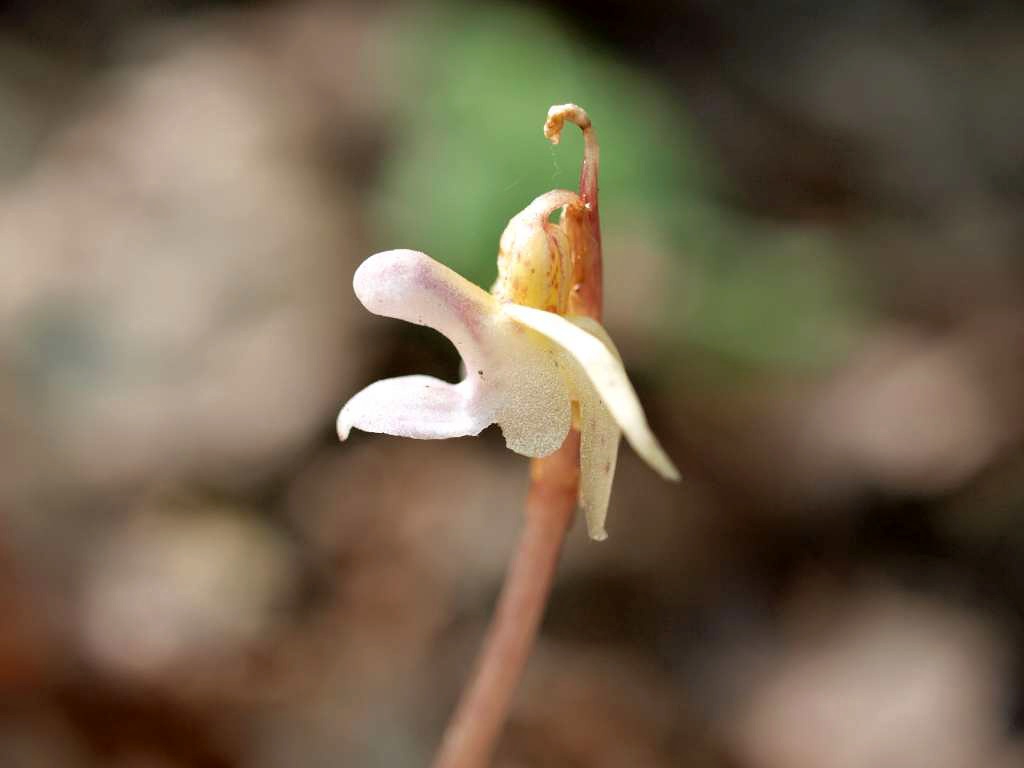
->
338, 105, 679, 540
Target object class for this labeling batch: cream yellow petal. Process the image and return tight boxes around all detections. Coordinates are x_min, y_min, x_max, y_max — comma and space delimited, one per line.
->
502, 304, 680, 481
576, 388, 620, 540
488, 314, 573, 457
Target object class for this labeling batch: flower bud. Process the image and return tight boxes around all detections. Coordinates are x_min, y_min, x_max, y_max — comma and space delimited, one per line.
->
492, 190, 580, 313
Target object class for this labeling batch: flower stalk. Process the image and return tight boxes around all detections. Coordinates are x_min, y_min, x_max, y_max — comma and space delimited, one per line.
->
433, 105, 605, 768
432, 431, 580, 768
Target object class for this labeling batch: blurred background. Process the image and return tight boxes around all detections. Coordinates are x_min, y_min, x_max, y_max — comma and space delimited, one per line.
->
2, 0, 1024, 765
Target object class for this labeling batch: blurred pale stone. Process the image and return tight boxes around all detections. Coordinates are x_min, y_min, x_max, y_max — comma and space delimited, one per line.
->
669, 317, 1024, 516
80, 503, 296, 679
0, 10, 376, 499
809, 322, 1021, 495
731, 589, 1010, 768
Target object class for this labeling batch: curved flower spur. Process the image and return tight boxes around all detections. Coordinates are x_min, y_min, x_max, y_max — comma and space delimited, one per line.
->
338, 104, 679, 541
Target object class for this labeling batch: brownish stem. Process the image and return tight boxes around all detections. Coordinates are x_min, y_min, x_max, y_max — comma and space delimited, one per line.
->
432, 431, 580, 768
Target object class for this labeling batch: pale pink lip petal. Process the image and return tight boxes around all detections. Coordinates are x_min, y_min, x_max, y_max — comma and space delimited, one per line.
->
337, 375, 489, 441
339, 250, 572, 459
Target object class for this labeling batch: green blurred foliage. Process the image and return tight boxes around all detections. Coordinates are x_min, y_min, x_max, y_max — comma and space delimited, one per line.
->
668, 224, 866, 377
373, 2, 868, 378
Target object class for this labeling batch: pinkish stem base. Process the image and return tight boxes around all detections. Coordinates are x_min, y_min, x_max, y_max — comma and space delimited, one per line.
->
431, 431, 580, 768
